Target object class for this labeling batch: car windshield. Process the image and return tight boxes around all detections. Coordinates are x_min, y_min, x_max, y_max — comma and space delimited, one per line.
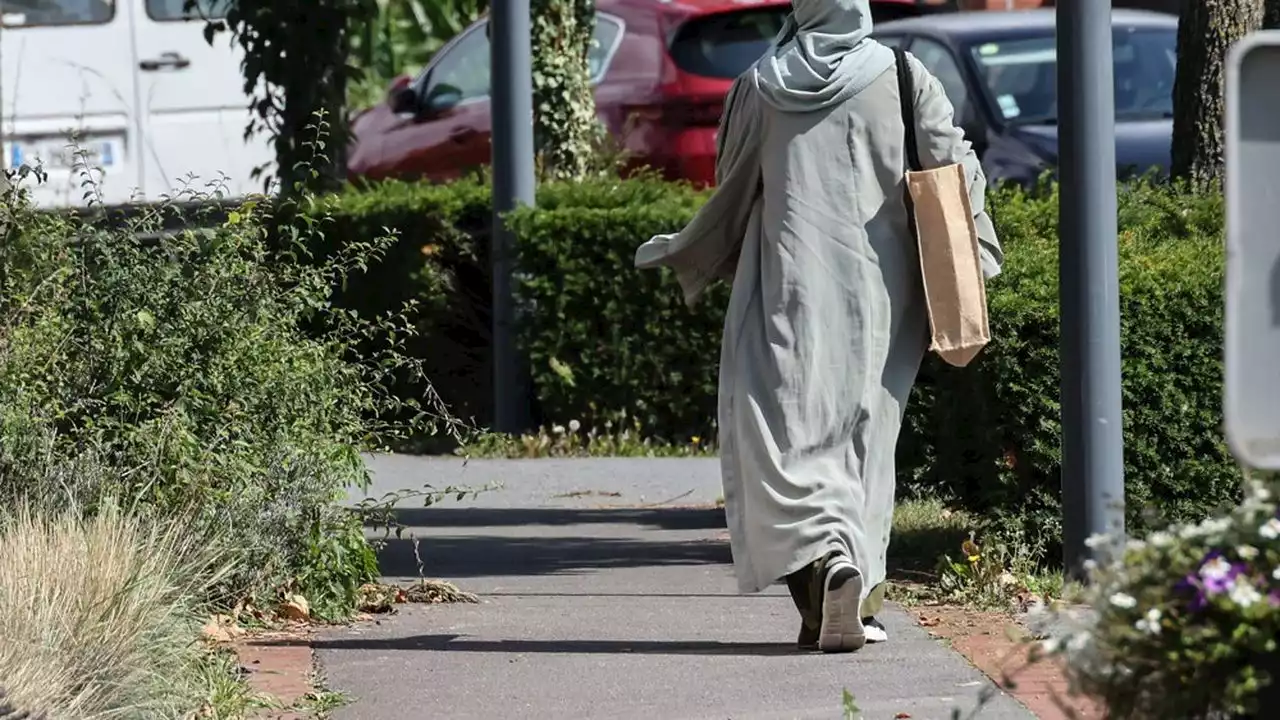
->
967, 27, 1177, 125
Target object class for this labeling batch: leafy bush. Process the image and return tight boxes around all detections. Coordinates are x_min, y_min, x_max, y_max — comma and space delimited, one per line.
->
320, 177, 1239, 546
0, 502, 230, 718
0, 173, 434, 617
1040, 480, 1280, 718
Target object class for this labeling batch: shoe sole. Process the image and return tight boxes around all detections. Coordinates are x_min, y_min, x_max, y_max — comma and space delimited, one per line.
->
819, 563, 866, 653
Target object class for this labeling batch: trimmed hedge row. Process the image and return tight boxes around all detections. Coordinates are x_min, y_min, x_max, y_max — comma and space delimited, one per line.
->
320, 177, 1241, 537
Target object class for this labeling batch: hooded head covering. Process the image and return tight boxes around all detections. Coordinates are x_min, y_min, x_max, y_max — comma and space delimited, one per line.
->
751, 0, 895, 113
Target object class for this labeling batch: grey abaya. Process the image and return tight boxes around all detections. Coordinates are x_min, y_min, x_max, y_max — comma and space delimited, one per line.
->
634, 37, 1003, 605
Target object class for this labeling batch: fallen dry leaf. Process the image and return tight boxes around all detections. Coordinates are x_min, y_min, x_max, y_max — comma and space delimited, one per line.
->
200, 614, 245, 644
280, 593, 311, 621
200, 619, 232, 644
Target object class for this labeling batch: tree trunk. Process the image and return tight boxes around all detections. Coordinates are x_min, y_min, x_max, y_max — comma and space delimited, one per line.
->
1171, 0, 1264, 187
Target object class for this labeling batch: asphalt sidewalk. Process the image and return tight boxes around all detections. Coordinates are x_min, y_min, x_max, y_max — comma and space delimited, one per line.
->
317, 457, 1035, 720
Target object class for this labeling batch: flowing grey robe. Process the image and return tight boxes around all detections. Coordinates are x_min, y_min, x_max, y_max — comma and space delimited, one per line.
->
635, 54, 1003, 599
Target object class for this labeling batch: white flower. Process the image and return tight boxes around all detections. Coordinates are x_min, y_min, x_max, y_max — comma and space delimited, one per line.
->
1085, 533, 1113, 549
1201, 556, 1234, 582
1148, 531, 1173, 548
568, 419, 581, 433
1229, 577, 1263, 608
1238, 545, 1260, 561
1110, 592, 1138, 609
1067, 632, 1091, 653
1272, 566, 1280, 581
1183, 517, 1232, 540
1126, 539, 1147, 553
551, 424, 566, 435
1260, 518, 1280, 540
1134, 607, 1163, 635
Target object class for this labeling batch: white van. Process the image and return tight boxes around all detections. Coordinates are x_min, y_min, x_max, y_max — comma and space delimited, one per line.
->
0, 0, 271, 207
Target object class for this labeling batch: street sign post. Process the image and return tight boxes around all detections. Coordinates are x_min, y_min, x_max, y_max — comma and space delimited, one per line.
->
1057, 0, 1127, 579
1226, 31, 1280, 470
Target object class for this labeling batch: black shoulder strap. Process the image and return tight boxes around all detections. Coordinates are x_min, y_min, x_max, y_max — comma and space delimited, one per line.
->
894, 47, 923, 173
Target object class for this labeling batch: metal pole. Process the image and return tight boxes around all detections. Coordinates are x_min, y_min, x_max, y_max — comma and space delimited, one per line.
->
489, 0, 535, 433
1057, 0, 1126, 579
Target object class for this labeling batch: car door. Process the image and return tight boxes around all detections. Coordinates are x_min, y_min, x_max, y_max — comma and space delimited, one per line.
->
1, 0, 142, 206
382, 23, 493, 183
133, 0, 272, 198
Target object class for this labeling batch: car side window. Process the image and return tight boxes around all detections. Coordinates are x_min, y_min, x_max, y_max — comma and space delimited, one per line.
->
909, 38, 970, 119
589, 15, 624, 82
878, 35, 904, 49
426, 25, 491, 102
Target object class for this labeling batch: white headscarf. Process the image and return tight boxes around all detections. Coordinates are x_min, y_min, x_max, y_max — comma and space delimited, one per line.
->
751, 0, 895, 113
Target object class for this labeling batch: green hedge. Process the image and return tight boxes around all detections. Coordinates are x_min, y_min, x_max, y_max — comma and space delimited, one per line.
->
320, 177, 1241, 539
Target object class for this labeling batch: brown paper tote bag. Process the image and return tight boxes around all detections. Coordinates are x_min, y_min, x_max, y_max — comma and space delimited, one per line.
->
894, 48, 991, 368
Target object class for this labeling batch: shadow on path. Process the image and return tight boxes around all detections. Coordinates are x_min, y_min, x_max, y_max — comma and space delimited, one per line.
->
366, 506, 726, 531
312, 633, 796, 657
376, 533, 732, 577
367, 505, 962, 583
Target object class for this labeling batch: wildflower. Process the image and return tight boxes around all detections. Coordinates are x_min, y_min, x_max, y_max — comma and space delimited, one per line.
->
1270, 590, 1280, 607
1134, 607, 1162, 635
962, 539, 981, 564
1273, 566, 1280, 581
1183, 517, 1231, 540
1199, 553, 1242, 595
1067, 632, 1091, 653
552, 424, 566, 435
1238, 545, 1260, 561
1260, 518, 1280, 540
568, 419, 581, 433
1110, 592, 1137, 609
1148, 531, 1173, 548
1229, 576, 1263, 608
691, 436, 701, 445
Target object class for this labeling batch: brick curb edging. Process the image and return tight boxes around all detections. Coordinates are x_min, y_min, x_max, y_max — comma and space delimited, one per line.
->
233, 632, 315, 720
910, 607, 1104, 720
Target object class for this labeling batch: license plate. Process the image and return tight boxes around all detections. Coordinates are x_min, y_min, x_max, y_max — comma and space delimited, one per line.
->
7, 137, 120, 171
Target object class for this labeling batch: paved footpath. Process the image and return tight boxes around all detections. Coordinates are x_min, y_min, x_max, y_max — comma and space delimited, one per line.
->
318, 457, 1035, 720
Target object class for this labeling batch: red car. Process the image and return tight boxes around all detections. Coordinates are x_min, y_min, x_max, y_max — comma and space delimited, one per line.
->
348, 0, 950, 187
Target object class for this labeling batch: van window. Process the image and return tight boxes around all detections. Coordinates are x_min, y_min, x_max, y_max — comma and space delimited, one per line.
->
0, 0, 115, 27
146, 0, 228, 21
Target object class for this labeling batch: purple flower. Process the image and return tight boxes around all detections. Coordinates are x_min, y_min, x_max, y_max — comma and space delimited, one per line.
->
1177, 573, 1209, 611
1198, 553, 1244, 595
1269, 589, 1280, 608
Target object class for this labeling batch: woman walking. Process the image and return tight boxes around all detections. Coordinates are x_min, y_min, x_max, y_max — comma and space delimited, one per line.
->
635, 0, 1003, 653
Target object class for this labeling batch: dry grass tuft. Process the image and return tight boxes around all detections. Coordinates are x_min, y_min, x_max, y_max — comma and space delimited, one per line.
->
0, 502, 231, 719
